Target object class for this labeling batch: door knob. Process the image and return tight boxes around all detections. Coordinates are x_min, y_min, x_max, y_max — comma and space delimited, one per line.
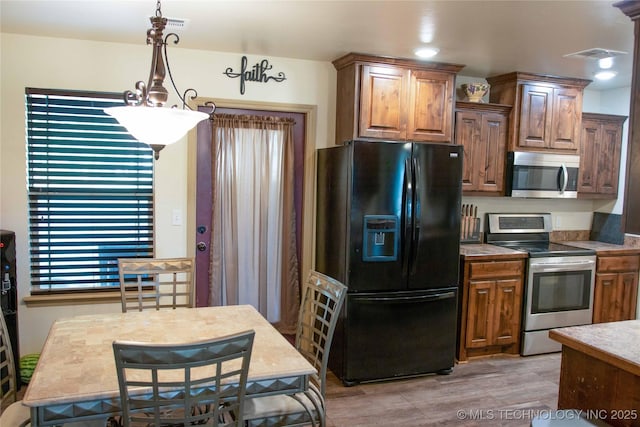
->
197, 242, 207, 252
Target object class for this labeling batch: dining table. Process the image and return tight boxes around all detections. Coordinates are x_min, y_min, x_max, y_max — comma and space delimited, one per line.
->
22, 304, 316, 426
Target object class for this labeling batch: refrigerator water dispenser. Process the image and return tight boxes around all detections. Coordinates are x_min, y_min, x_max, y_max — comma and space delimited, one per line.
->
362, 215, 398, 261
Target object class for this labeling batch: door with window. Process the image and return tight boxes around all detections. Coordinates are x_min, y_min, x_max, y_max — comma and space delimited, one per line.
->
195, 107, 305, 333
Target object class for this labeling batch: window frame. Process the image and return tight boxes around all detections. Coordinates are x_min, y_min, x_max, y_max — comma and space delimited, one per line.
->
25, 87, 155, 295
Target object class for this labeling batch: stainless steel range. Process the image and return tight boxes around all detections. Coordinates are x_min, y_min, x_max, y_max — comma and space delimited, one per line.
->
485, 213, 596, 356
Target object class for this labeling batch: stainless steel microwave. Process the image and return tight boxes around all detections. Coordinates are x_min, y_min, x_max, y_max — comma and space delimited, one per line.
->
506, 152, 580, 198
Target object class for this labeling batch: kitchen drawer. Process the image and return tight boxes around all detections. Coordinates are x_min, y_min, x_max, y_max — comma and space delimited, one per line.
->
468, 260, 524, 279
597, 255, 640, 273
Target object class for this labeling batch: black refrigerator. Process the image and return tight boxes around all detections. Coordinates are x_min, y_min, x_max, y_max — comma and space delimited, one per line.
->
316, 140, 462, 385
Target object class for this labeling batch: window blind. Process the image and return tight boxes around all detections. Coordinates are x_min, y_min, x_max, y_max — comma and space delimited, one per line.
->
26, 88, 154, 293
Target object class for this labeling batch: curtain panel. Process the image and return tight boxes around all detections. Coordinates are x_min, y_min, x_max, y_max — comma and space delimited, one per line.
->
209, 114, 300, 334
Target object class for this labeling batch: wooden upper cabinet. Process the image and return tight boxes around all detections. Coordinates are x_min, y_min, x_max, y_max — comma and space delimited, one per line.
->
486, 72, 591, 153
359, 65, 407, 140
455, 102, 511, 195
519, 84, 553, 149
407, 70, 453, 141
550, 86, 582, 150
333, 53, 464, 145
578, 113, 627, 199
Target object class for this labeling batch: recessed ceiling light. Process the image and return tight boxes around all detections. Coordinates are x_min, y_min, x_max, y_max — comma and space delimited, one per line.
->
414, 47, 439, 59
598, 57, 614, 69
594, 70, 618, 80
564, 48, 627, 60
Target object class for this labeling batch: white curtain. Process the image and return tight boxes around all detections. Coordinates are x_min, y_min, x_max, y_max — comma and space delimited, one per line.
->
209, 114, 299, 333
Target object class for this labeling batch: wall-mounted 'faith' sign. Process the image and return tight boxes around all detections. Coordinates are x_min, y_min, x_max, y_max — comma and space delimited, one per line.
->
223, 56, 287, 95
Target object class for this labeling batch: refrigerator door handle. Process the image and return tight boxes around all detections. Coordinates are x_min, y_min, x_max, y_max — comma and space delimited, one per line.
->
354, 291, 456, 303
410, 157, 421, 275
401, 158, 413, 277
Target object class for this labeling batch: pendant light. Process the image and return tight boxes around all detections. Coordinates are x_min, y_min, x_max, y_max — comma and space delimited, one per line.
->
105, 0, 214, 160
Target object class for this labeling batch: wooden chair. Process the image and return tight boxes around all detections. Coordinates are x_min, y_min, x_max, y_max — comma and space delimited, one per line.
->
112, 330, 255, 427
241, 270, 347, 427
0, 313, 30, 427
117, 257, 195, 312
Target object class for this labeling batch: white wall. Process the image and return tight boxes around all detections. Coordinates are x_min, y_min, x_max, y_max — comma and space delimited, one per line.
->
0, 33, 336, 354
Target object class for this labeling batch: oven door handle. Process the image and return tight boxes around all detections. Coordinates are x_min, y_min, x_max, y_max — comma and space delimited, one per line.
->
530, 260, 595, 272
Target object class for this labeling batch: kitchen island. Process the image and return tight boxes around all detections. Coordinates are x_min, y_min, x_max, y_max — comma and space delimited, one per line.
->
549, 321, 640, 427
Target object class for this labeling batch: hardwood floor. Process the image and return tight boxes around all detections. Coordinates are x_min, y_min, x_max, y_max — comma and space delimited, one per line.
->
10, 352, 560, 426
324, 353, 561, 426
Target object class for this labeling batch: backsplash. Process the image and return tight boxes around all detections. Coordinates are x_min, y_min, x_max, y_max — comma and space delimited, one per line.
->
551, 230, 590, 242
590, 212, 624, 244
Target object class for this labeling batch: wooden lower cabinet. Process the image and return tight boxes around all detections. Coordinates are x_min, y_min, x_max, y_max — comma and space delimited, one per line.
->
458, 258, 525, 361
592, 254, 640, 323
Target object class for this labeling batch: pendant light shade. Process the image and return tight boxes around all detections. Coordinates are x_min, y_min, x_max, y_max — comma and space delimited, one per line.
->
105, 106, 208, 156
106, 0, 214, 160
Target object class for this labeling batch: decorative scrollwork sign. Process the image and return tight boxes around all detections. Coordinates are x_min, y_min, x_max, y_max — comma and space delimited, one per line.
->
223, 56, 287, 95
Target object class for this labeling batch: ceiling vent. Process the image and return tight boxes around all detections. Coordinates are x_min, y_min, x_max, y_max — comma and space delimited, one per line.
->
564, 48, 627, 60
147, 16, 189, 31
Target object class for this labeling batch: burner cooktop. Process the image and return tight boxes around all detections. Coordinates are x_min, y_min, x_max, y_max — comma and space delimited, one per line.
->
485, 213, 597, 258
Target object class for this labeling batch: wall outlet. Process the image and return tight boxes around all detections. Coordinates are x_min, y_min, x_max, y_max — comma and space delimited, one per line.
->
554, 215, 562, 229
171, 208, 182, 226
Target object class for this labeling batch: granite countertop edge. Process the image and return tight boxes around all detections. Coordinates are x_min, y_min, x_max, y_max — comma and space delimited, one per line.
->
561, 240, 640, 255
459, 244, 528, 260
460, 240, 640, 258
549, 320, 640, 376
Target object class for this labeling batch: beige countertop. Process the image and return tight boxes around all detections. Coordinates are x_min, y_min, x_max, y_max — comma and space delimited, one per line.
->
459, 243, 528, 261
562, 240, 640, 256
461, 240, 640, 259
549, 320, 640, 377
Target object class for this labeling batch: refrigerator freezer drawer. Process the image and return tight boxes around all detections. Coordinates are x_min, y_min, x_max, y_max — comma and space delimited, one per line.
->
334, 289, 458, 385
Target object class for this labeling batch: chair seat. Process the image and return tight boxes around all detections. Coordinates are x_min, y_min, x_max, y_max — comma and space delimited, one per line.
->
1, 401, 31, 427
243, 391, 323, 426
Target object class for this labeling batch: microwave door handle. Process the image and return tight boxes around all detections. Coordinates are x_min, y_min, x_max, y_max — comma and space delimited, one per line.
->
531, 260, 595, 273
559, 163, 568, 193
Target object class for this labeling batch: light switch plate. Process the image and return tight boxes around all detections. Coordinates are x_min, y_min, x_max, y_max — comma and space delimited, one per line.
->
171, 208, 182, 226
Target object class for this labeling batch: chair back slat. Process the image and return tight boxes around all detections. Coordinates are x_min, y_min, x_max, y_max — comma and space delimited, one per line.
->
113, 330, 255, 427
0, 314, 17, 407
295, 270, 347, 397
118, 257, 195, 312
